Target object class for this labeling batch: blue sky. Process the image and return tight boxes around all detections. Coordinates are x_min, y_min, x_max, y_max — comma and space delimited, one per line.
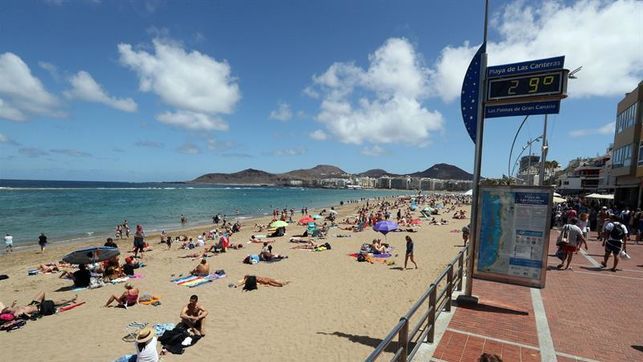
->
0, 0, 641, 182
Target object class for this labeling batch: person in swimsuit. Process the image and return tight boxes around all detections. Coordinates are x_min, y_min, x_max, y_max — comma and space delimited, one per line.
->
190, 258, 210, 276
104, 282, 139, 307
2, 292, 78, 317
404, 235, 418, 270
180, 295, 208, 337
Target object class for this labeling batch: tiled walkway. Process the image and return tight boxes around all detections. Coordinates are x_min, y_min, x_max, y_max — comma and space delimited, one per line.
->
428, 233, 643, 362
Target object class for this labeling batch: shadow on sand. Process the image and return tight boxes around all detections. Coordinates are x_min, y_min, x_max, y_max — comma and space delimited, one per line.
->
317, 331, 405, 354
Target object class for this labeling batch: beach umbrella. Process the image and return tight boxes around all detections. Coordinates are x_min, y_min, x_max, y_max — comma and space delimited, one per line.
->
270, 220, 288, 228
373, 220, 398, 235
553, 196, 566, 204
63, 246, 120, 265
312, 214, 323, 219
298, 216, 314, 224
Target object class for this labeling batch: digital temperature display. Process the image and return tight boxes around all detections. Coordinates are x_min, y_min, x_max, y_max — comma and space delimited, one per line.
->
487, 71, 565, 102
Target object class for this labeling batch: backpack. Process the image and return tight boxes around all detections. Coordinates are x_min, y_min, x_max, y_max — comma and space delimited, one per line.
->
243, 275, 258, 291
609, 223, 625, 240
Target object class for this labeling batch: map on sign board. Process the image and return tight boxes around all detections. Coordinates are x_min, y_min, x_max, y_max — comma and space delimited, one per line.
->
474, 186, 552, 288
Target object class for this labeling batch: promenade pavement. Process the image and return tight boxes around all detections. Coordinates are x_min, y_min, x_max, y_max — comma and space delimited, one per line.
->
425, 231, 643, 362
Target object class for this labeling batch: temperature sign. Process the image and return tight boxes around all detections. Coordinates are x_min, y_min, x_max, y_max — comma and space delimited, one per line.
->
487, 70, 568, 102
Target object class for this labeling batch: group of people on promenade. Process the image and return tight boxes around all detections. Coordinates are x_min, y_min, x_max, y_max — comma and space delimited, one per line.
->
555, 199, 632, 271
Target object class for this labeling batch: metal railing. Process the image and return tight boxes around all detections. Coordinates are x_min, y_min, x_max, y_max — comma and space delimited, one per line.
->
365, 245, 468, 362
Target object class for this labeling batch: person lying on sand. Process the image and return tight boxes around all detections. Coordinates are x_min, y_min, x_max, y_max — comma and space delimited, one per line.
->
2, 292, 78, 317
236, 275, 290, 288
190, 258, 210, 276
249, 235, 273, 243
180, 294, 208, 337
104, 282, 139, 308
179, 250, 208, 259
288, 237, 311, 243
259, 243, 287, 261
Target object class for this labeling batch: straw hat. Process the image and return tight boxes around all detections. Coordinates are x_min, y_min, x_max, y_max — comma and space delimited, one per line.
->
136, 327, 155, 343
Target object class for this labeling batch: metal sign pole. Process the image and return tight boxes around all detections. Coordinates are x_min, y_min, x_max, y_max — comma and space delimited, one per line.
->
540, 115, 548, 186
464, 0, 489, 299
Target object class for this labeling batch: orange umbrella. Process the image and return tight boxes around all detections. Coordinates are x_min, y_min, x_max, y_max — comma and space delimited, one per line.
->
298, 216, 314, 224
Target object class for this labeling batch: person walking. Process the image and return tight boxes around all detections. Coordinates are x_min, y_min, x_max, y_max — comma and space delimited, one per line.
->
38, 233, 48, 253
556, 218, 585, 270
601, 214, 628, 272
4, 233, 13, 253
404, 235, 418, 270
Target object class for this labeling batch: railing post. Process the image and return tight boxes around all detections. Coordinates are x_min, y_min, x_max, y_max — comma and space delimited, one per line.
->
446, 264, 454, 312
398, 317, 409, 362
427, 285, 437, 343
457, 251, 464, 291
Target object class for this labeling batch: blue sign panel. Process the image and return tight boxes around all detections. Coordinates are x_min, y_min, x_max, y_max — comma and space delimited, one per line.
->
485, 100, 560, 118
460, 42, 486, 143
487, 56, 564, 79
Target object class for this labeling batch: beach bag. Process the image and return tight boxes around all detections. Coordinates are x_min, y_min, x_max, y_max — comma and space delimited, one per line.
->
323, 242, 331, 250
40, 300, 56, 316
357, 254, 367, 262
556, 225, 570, 246
243, 275, 258, 291
619, 250, 631, 260
609, 223, 625, 241
555, 247, 566, 261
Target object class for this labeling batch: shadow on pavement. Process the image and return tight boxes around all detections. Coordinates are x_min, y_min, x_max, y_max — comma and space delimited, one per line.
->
453, 300, 529, 316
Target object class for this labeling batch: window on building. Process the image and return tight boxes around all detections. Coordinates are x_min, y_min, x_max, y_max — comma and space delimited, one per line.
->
638, 141, 643, 166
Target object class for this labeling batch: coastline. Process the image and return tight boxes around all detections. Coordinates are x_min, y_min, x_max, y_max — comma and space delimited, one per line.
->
1, 192, 470, 361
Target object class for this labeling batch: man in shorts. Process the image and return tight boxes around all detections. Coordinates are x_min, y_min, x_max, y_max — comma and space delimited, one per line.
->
557, 218, 585, 270
4, 233, 13, 253
180, 295, 208, 337
601, 214, 628, 272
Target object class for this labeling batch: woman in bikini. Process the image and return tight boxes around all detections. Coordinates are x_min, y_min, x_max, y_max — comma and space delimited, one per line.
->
104, 282, 139, 307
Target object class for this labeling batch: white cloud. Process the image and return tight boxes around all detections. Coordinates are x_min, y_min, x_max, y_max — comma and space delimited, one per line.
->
0, 52, 60, 121
19, 147, 48, 158
431, 0, 643, 102
569, 121, 615, 138
309, 129, 328, 140
178, 143, 201, 155
118, 38, 240, 130
272, 147, 306, 157
361, 145, 385, 157
157, 110, 228, 131
307, 38, 443, 145
135, 140, 164, 148
269, 102, 293, 121
0, 133, 17, 145
64, 71, 137, 112
49, 148, 92, 157
207, 137, 234, 151
38, 61, 61, 81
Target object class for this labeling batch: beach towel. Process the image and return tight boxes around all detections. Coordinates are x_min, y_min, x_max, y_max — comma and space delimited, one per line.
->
172, 274, 226, 288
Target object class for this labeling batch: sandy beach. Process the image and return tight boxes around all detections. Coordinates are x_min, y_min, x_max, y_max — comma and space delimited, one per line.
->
0, 196, 469, 362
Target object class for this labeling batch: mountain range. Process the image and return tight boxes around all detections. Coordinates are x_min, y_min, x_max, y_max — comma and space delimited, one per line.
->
191, 163, 472, 185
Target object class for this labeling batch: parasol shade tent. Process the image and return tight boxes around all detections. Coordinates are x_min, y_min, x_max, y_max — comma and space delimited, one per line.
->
298, 216, 314, 224
585, 193, 614, 200
553, 196, 566, 204
270, 220, 288, 228
373, 220, 398, 235
63, 246, 119, 265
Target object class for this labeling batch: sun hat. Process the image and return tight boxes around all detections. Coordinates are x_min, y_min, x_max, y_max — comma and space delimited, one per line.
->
136, 326, 155, 343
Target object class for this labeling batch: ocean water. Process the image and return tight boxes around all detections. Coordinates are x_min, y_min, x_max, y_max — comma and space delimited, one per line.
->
0, 179, 401, 246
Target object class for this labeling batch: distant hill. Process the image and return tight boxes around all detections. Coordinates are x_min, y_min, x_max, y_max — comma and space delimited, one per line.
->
410, 163, 473, 180
358, 169, 399, 178
280, 164, 346, 179
191, 163, 471, 184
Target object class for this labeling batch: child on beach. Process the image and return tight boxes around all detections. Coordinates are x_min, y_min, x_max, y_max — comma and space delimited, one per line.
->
4, 233, 13, 253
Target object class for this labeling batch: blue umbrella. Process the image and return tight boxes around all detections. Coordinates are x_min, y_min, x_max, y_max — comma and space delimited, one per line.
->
63, 246, 120, 265
373, 220, 398, 235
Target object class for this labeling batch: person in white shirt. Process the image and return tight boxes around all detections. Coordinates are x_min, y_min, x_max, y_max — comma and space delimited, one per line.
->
601, 214, 628, 272
4, 233, 13, 253
557, 218, 585, 270
134, 326, 159, 362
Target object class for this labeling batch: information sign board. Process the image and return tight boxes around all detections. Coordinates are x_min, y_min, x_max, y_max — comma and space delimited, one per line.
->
487, 70, 566, 102
485, 100, 560, 118
473, 185, 553, 288
487, 56, 565, 79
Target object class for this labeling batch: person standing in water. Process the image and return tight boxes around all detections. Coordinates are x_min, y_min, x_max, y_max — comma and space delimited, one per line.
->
38, 233, 48, 253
